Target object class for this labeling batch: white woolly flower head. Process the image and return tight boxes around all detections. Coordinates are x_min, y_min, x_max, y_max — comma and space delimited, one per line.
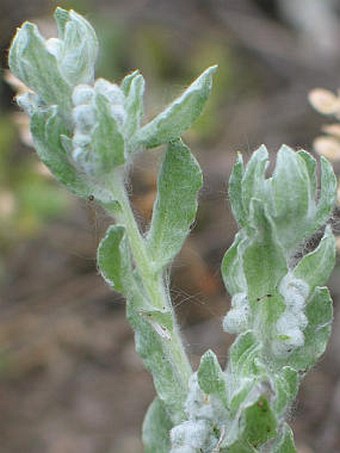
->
70, 80, 127, 174
279, 272, 309, 309
223, 292, 249, 334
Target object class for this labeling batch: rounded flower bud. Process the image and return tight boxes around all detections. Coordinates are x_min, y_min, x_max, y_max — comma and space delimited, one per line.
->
73, 132, 91, 148
223, 305, 248, 334
72, 104, 96, 131
110, 105, 127, 127
94, 78, 125, 105
72, 84, 94, 106
272, 327, 304, 357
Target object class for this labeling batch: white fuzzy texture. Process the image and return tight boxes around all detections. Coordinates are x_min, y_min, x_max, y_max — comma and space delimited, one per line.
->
73, 105, 96, 131
72, 84, 94, 106
70, 79, 127, 176
45, 38, 62, 58
171, 420, 208, 450
73, 132, 92, 148
273, 272, 310, 357
223, 292, 249, 334
170, 374, 228, 452
110, 105, 127, 127
279, 272, 309, 307
94, 79, 125, 105
272, 327, 305, 357
17, 92, 42, 117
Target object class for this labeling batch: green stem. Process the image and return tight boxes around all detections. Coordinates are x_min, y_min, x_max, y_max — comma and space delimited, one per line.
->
104, 174, 192, 417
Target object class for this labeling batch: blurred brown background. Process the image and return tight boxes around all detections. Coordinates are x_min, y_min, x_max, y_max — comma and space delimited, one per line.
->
1, 0, 340, 452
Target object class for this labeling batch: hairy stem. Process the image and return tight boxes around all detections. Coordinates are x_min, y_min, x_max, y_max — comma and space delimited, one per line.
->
104, 175, 192, 417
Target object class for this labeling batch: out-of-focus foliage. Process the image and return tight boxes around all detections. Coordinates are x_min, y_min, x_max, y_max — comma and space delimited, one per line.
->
92, 17, 237, 143
309, 88, 340, 161
0, 114, 69, 250
309, 87, 340, 250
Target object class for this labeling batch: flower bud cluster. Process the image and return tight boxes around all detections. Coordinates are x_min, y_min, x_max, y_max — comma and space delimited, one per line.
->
272, 273, 310, 357
71, 79, 127, 174
223, 292, 249, 334
170, 374, 227, 452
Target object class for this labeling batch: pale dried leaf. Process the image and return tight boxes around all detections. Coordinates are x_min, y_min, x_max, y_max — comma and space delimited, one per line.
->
313, 136, 340, 160
309, 88, 340, 115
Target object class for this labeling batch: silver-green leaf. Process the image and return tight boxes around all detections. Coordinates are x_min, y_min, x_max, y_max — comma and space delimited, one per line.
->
143, 398, 173, 453
146, 139, 202, 269
30, 106, 88, 197
9, 22, 72, 113
135, 65, 217, 148
54, 8, 98, 85
97, 224, 133, 294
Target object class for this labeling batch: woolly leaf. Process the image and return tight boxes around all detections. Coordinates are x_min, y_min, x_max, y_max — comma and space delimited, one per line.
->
241, 145, 268, 217
124, 72, 145, 141
273, 424, 296, 453
54, 8, 98, 85
228, 153, 246, 226
97, 225, 133, 294
136, 65, 217, 148
92, 93, 125, 174
228, 331, 261, 381
143, 398, 172, 453
224, 385, 277, 450
273, 367, 299, 416
314, 156, 337, 231
120, 70, 141, 95
242, 395, 277, 448
221, 232, 247, 296
297, 150, 317, 200
146, 139, 202, 269
243, 199, 287, 303
30, 106, 88, 197
293, 225, 336, 291
197, 350, 227, 404
271, 145, 311, 252
9, 22, 72, 113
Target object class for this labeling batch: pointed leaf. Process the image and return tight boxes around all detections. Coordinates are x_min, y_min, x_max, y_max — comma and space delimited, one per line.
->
297, 150, 317, 200
137, 307, 174, 341
243, 199, 287, 303
124, 73, 145, 140
9, 22, 72, 113
314, 156, 337, 230
293, 225, 336, 290
91, 93, 125, 174
131, 311, 188, 422
221, 232, 247, 296
272, 424, 297, 453
242, 395, 277, 448
136, 65, 217, 148
241, 145, 268, 217
228, 331, 261, 378
197, 350, 227, 404
54, 7, 69, 35
120, 70, 141, 95
54, 8, 98, 85
224, 382, 277, 450
30, 106, 88, 197
97, 225, 133, 294
273, 367, 299, 415
271, 145, 311, 251
143, 398, 172, 453
146, 139, 202, 269
229, 152, 246, 226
